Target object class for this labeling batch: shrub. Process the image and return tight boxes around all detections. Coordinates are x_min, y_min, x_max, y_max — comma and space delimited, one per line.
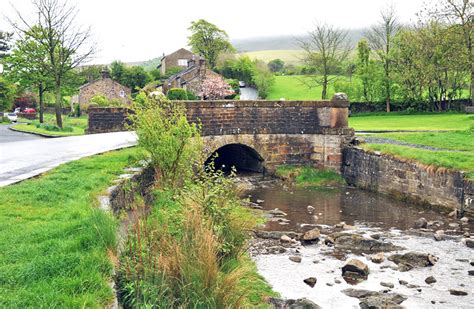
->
186, 90, 198, 100
166, 88, 188, 100
89, 95, 108, 106
128, 94, 202, 188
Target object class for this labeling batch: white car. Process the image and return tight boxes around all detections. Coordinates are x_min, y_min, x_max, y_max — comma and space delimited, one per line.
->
238, 81, 246, 88
5, 113, 18, 122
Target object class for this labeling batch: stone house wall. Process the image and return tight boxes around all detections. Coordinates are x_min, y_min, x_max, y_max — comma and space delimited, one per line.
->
161, 48, 198, 75
78, 78, 132, 105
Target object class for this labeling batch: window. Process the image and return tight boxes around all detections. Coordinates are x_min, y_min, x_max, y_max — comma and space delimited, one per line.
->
178, 59, 188, 66
119, 90, 125, 98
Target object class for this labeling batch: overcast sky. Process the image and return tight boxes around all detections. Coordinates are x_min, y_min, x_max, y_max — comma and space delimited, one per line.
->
1, 0, 427, 64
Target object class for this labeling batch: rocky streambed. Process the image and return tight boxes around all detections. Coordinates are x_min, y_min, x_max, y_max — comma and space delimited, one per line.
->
239, 175, 474, 308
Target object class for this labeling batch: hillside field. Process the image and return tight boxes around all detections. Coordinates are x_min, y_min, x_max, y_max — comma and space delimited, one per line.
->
240, 49, 305, 66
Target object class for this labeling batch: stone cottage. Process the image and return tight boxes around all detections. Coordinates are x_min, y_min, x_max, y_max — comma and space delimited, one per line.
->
78, 70, 132, 105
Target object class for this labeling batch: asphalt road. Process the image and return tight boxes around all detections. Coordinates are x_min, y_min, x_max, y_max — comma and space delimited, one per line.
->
0, 124, 44, 143
0, 131, 137, 187
240, 87, 258, 100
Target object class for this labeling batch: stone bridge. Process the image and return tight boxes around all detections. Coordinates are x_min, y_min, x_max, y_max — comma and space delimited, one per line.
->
88, 94, 354, 173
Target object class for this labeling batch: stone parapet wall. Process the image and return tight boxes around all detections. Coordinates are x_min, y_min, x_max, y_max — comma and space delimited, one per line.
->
342, 147, 470, 214
87, 98, 350, 135
87, 107, 131, 134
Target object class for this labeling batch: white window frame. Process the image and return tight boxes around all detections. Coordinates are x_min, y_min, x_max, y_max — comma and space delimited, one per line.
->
178, 59, 188, 66
119, 90, 125, 98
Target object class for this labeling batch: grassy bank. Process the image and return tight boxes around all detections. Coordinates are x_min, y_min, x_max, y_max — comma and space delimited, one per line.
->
0, 148, 137, 307
13, 114, 88, 136
276, 165, 346, 187
361, 143, 474, 178
118, 175, 277, 307
349, 113, 473, 131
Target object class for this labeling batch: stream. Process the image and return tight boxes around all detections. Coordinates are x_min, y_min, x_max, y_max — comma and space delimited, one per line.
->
239, 175, 474, 308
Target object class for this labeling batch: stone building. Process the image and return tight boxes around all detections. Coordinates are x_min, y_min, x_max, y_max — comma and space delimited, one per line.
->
158, 48, 202, 76
163, 57, 224, 96
78, 70, 132, 105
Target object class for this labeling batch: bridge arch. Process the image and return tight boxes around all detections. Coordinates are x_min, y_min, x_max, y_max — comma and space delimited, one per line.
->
204, 143, 265, 173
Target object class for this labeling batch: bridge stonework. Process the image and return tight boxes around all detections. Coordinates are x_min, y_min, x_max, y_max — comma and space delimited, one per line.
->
88, 95, 354, 173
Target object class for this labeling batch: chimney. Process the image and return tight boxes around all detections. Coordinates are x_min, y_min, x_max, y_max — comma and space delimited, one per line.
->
188, 55, 196, 68
198, 59, 206, 77
101, 68, 110, 79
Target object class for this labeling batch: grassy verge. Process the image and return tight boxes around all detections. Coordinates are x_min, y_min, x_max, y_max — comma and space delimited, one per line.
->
276, 165, 346, 187
13, 114, 88, 136
0, 147, 137, 307
118, 176, 277, 308
349, 113, 473, 131
367, 130, 474, 152
361, 143, 474, 178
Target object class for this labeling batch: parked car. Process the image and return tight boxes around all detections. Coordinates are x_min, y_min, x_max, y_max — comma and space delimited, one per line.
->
6, 113, 18, 122
23, 108, 36, 114
238, 81, 246, 88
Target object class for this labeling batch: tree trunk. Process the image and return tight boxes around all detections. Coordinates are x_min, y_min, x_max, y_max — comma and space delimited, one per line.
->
54, 83, 63, 128
471, 69, 474, 106
38, 84, 44, 123
322, 76, 328, 100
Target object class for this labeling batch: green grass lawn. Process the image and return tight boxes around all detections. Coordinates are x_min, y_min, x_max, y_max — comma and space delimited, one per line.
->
350, 113, 474, 131
13, 114, 88, 137
267, 75, 341, 100
0, 148, 137, 307
240, 49, 305, 66
371, 130, 474, 152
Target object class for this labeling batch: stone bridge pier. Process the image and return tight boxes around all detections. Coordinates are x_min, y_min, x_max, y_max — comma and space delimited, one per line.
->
87, 94, 354, 174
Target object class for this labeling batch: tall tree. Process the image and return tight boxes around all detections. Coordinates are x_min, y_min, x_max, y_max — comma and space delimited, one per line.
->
5, 26, 53, 122
432, 0, 473, 105
9, 0, 95, 128
188, 19, 234, 70
366, 6, 400, 112
299, 23, 351, 99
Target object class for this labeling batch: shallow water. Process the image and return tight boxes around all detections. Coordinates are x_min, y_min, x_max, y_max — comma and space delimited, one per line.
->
246, 182, 463, 231
245, 180, 474, 308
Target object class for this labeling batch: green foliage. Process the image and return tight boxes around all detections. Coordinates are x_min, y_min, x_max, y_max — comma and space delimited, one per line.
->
118, 166, 273, 308
275, 165, 346, 187
162, 66, 183, 79
129, 95, 202, 188
217, 56, 274, 98
267, 58, 285, 73
110, 60, 150, 93
0, 76, 16, 111
89, 95, 123, 107
166, 88, 188, 100
188, 19, 234, 69
0, 148, 137, 307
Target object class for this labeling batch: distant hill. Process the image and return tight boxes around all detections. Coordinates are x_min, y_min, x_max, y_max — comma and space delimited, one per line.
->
232, 29, 367, 53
